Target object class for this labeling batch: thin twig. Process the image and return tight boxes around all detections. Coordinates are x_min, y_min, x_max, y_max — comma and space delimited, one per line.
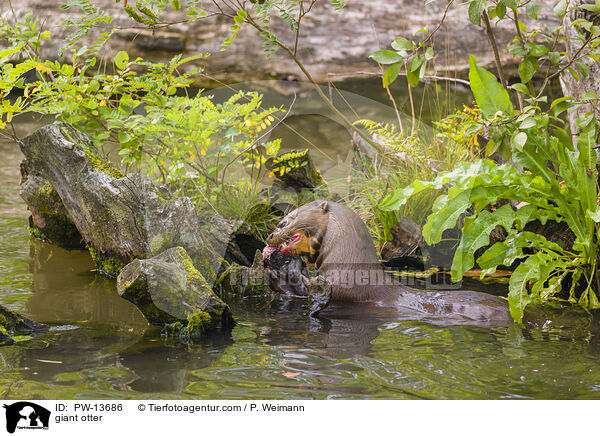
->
482, 11, 508, 90
385, 84, 403, 134
242, 12, 388, 154
423, 0, 457, 45
406, 62, 416, 135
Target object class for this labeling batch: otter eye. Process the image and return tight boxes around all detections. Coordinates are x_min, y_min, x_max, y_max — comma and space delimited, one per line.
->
277, 219, 288, 229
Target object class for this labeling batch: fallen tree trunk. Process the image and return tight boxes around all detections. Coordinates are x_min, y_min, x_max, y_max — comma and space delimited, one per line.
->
20, 122, 218, 280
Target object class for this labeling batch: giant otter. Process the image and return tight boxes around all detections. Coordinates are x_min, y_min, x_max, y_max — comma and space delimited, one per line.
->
264, 200, 513, 325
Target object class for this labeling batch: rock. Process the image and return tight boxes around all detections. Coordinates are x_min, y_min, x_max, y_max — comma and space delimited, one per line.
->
0, 304, 48, 344
2, 1, 560, 84
19, 160, 84, 249
218, 250, 275, 297
131, 30, 185, 52
19, 122, 218, 279
117, 247, 235, 335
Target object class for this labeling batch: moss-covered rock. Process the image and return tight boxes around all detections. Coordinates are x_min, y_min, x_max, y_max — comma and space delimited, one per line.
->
117, 247, 235, 334
217, 250, 274, 297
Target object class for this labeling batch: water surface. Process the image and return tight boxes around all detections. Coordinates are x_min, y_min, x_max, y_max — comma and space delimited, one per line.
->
1, 95, 600, 400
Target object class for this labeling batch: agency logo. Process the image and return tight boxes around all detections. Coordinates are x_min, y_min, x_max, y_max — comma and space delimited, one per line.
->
3, 402, 50, 434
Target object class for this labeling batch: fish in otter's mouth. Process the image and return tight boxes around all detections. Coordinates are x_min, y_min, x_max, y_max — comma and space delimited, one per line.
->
262, 232, 307, 260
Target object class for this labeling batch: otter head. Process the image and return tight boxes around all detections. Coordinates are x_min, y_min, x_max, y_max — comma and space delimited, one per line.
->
264, 200, 330, 261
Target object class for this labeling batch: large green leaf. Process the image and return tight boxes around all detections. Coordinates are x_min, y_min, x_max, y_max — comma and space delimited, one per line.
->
468, 55, 513, 118
383, 62, 403, 87
508, 256, 540, 322
451, 204, 546, 281
468, 0, 486, 26
370, 50, 404, 65
422, 189, 473, 244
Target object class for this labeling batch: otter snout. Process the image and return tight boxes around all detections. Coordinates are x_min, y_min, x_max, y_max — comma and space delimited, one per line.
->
266, 230, 279, 245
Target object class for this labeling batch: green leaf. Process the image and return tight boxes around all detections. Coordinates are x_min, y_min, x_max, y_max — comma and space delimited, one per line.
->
468, 0, 486, 26
171, 0, 181, 11
118, 131, 132, 144
425, 47, 435, 61
88, 80, 100, 93
510, 83, 530, 96
519, 118, 536, 129
576, 61, 590, 78
508, 257, 539, 323
548, 51, 561, 64
496, 3, 506, 18
478, 243, 509, 275
500, 0, 518, 11
423, 189, 473, 244
579, 3, 600, 13
468, 55, 513, 118
115, 51, 129, 70
485, 138, 499, 155
383, 62, 403, 87
550, 96, 573, 110
527, 43, 548, 57
526, 1, 542, 18
452, 204, 527, 281
407, 68, 419, 87
568, 66, 580, 81
391, 37, 412, 51
370, 50, 404, 64
518, 58, 536, 83
587, 207, 600, 222
554, 0, 567, 17
581, 90, 597, 100
409, 55, 423, 72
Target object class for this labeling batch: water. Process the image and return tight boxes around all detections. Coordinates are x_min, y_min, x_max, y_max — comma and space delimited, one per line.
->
2, 97, 600, 400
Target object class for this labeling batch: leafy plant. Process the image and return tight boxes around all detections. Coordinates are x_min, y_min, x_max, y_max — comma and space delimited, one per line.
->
0, 12, 283, 236
348, 118, 473, 247
367, 0, 600, 321
380, 54, 600, 322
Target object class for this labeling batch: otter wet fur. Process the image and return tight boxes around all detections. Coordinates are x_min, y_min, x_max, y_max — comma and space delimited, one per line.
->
264, 200, 513, 326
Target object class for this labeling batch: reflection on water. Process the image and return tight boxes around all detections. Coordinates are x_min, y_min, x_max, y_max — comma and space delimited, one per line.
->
1, 93, 600, 400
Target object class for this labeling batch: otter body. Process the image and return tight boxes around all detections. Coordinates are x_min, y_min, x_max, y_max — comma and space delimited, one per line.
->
265, 200, 512, 325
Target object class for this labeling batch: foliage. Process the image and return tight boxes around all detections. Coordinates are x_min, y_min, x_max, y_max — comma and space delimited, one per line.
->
348, 118, 473, 246
370, 37, 434, 88
433, 105, 482, 160
377, 0, 600, 321
0, 12, 283, 237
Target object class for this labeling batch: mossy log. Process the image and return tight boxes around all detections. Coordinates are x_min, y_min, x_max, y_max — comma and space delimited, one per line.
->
117, 247, 235, 336
19, 122, 218, 279
19, 161, 84, 249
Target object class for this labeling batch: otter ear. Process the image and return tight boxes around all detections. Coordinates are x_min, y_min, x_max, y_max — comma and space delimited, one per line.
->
317, 200, 328, 212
